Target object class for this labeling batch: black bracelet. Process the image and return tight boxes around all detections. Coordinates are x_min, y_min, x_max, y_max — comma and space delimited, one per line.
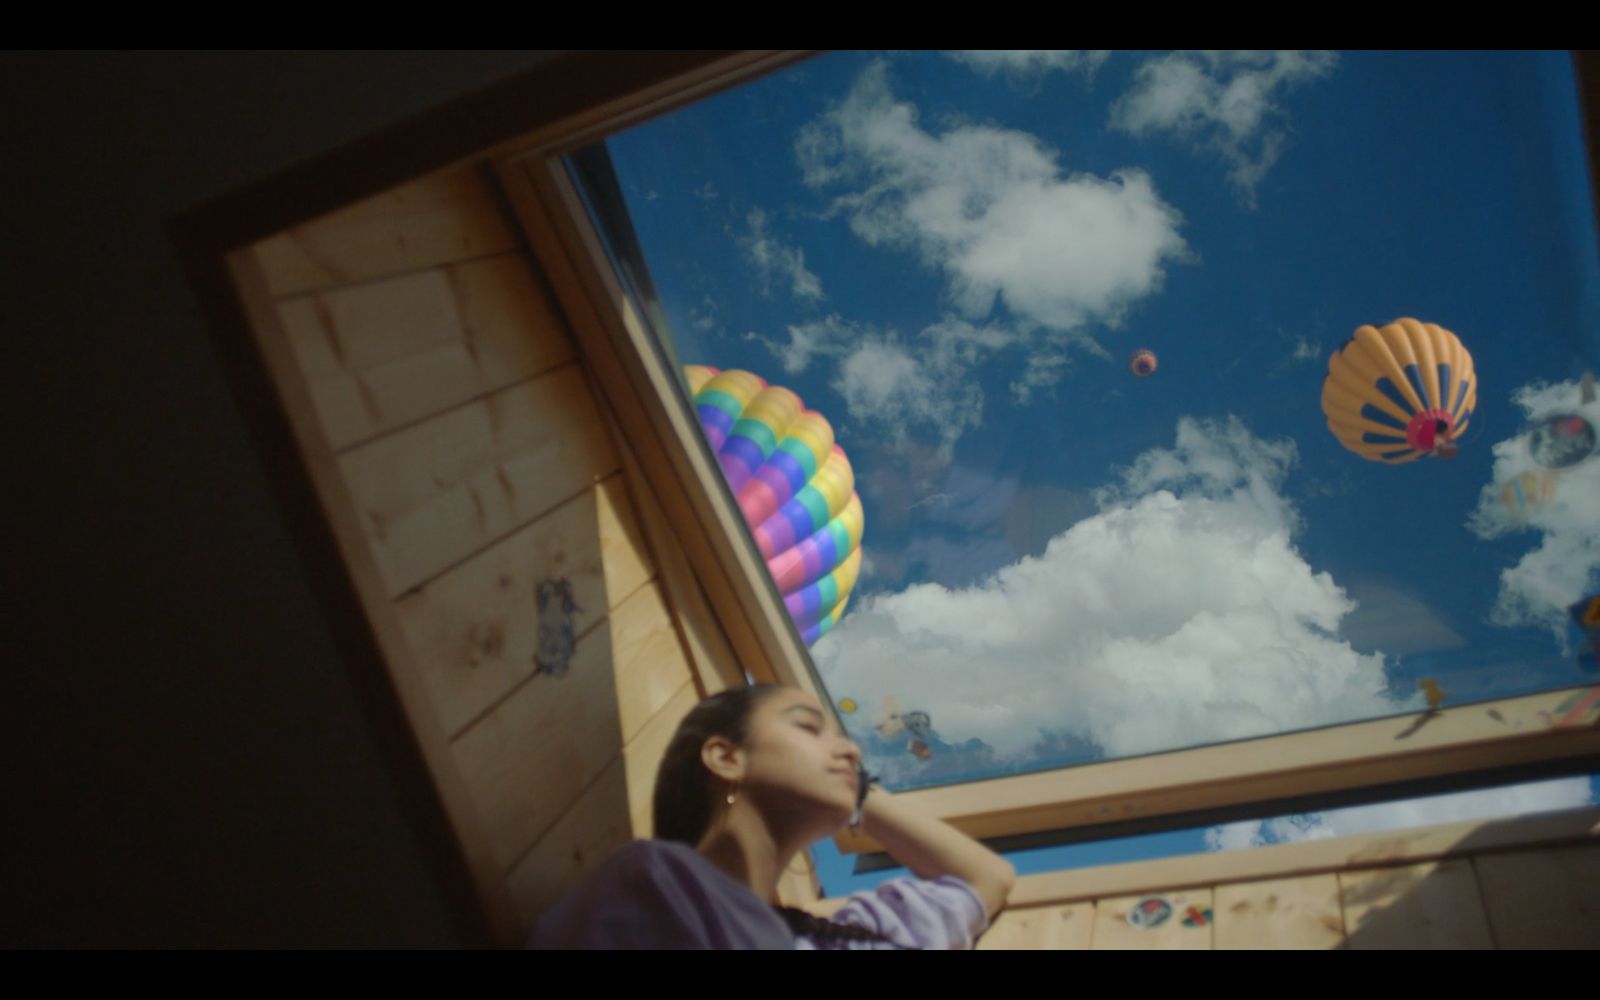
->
850, 761, 880, 829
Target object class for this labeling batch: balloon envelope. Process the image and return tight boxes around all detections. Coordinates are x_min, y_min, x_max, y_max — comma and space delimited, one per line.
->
1321, 318, 1477, 463
686, 366, 864, 646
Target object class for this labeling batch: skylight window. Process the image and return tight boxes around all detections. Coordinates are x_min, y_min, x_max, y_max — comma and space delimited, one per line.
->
567, 50, 1600, 802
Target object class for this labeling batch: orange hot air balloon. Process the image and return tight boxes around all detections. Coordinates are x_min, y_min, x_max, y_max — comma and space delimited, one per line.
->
1129, 348, 1158, 377
1322, 318, 1477, 463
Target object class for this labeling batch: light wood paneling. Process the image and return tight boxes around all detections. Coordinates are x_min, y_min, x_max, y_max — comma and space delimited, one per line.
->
1092, 888, 1213, 950
506, 757, 635, 927
339, 363, 617, 596
622, 680, 699, 839
449, 577, 693, 874
978, 903, 1094, 950
396, 474, 653, 737
608, 581, 697, 741
1009, 807, 1600, 908
277, 254, 574, 450
450, 621, 624, 871
1474, 844, 1600, 949
254, 164, 520, 297
1214, 874, 1345, 949
1340, 860, 1494, 949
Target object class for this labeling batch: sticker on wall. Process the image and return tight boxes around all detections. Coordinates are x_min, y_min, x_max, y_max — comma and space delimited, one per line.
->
1539, 686, 1600, 729
1418, 677, 1451, 709
533, 578, 581, 677
1127, 897, 1172, 930
1527, 412, 1597, 470
874, 695, 906, 739
1180, 905, 1212, 927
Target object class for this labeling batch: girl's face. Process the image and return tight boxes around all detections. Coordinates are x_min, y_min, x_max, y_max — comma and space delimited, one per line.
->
735, 688, 863, 837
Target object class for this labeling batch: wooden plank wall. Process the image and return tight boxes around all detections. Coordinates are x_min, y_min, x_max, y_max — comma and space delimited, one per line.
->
977, 840, 1600, 950
244, 160, 750, 940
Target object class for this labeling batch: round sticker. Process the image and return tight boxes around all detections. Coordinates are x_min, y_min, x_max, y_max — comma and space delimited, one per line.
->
1127, 896, 1172, 930
1527, 413, 1597, 470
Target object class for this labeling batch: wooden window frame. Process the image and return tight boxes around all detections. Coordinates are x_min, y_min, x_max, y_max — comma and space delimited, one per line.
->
176, 49, 1600, 917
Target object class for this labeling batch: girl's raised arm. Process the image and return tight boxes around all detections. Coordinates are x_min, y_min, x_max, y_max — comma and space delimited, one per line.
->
855, 787, 1016, 919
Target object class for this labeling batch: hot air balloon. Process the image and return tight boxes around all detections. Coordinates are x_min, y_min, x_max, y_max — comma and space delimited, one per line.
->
1129, 348, 1158, 377
685, 365, 864, 646
1499, 469, 1558, 518
1321, 318, 1477, 463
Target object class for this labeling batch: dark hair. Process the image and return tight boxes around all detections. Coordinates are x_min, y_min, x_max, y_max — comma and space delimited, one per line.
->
652, 684, 781, 846
651, 685, 906, 948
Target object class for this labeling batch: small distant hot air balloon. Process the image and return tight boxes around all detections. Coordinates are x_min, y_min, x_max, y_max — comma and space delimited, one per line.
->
685, 365, 864, 647
838, 698, 858, 714
1129, 348, 1158, 377
1321, 318, 1477, 463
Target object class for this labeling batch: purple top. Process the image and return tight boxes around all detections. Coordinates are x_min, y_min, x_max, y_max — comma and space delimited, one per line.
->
528, 839, 989, 950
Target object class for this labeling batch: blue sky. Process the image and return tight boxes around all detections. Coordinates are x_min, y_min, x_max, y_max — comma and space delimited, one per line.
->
596, 51, 1600, 891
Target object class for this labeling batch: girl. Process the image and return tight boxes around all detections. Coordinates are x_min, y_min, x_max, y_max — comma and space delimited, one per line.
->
530, 685, 1016, 949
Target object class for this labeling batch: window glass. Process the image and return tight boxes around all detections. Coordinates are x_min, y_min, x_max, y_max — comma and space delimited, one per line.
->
575, 51, 1600, 793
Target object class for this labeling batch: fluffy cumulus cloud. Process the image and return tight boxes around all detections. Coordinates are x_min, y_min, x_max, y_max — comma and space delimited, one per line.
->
1468, 378, 1600, 642
755, 314, 1013, 455
797, 61, 1188, 337
815, 417, 1405, 779
945, 50, 1111, 82
1205, 776, 1597, 851
738, 207, 824, 302
1110, 50, 1337, 203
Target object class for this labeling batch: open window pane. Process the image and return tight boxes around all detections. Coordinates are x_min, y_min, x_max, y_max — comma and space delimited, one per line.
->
814, 773, 1600, 898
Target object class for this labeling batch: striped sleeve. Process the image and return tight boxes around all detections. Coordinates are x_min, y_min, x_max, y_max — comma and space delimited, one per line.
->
803, 876, 989, 950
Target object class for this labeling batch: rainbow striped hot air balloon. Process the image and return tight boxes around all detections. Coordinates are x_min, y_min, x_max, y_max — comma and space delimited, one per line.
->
1322, 318, 1478, 463
685, 366, 864, 646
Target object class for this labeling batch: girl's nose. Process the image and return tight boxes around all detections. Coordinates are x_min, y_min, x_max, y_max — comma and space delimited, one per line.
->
838, 738, 862, 765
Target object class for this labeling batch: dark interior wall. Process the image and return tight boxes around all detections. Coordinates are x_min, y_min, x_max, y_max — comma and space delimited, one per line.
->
3, 51, 555, 948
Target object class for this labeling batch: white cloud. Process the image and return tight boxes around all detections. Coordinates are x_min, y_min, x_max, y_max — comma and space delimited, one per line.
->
945, 50, 1111, 82
738, 207, 824, 302
815, 417, 1405, 781
797, 61, 1187, 337
1205, 776, 1597, 851
754, 313, 1015, 455
1110, 51, 1337, 204
690, 294, 719, 333
831, 322, 994, 455
1468, 378, 1600, 642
